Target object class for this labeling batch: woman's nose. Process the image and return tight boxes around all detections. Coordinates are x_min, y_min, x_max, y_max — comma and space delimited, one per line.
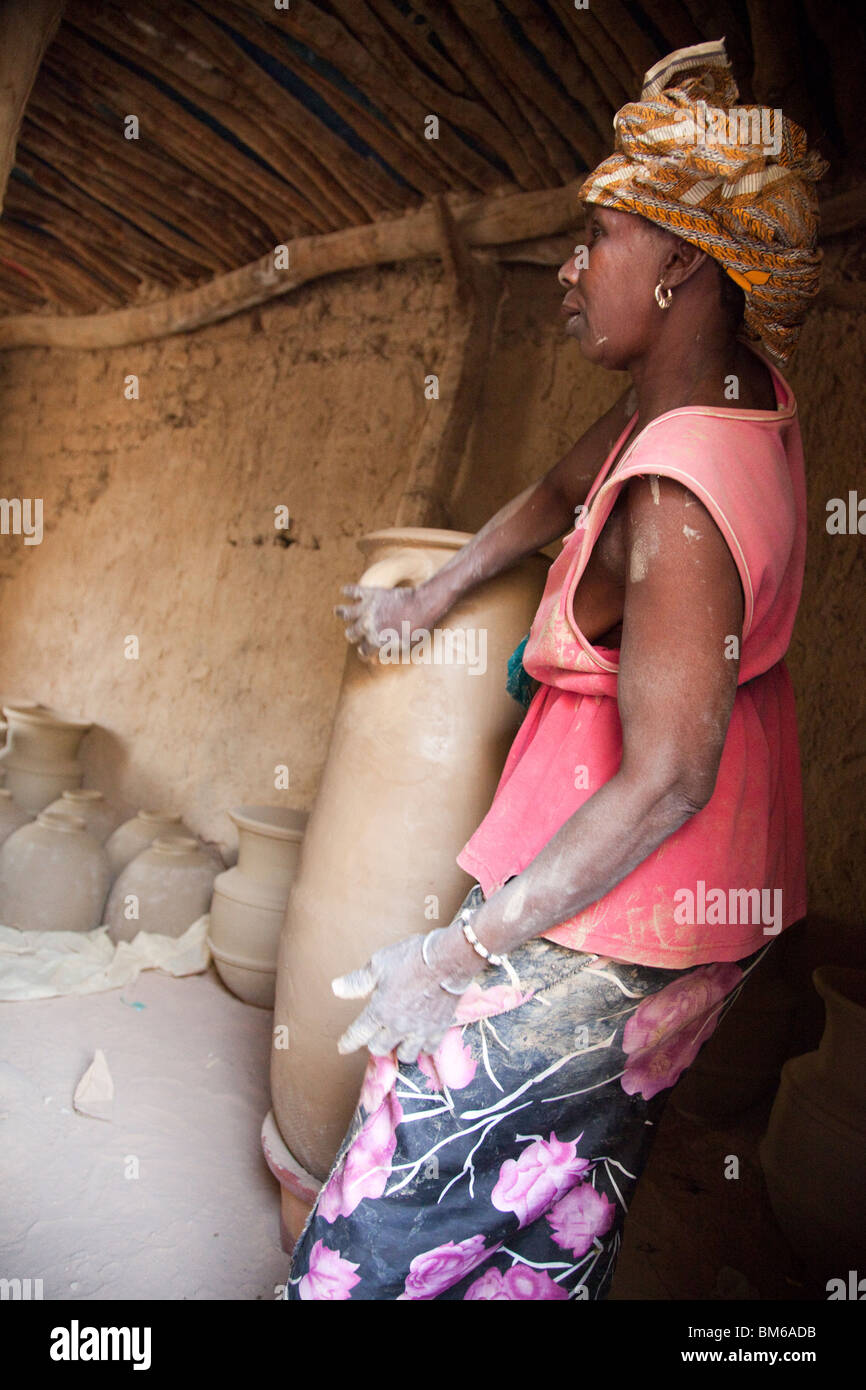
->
558, 251, 581, 288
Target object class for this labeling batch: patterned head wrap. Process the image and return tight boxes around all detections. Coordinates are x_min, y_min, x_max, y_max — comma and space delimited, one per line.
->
578, 39, 829, 363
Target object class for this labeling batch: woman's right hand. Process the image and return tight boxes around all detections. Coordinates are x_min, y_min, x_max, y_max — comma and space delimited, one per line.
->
334, 582, 441, 661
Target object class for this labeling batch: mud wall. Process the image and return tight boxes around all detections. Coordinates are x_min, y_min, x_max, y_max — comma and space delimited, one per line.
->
0, 247, 862, 925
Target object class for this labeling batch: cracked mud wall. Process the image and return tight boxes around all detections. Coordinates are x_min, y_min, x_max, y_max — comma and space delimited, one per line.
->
0, 250, 863, 927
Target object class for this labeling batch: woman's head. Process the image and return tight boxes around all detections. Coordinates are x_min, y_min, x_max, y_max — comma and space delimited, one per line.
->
558, 206, 744, 371
571, 40, 828, 364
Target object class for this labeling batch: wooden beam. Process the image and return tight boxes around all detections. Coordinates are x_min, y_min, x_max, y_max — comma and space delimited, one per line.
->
266, 0, 531, 193
559, 8, 635, 109
0, 181, 586, 350
409, 0, 563, 187
68, 0, 355, 230
1, 177, 860, 353
455, 0, 600, 176
500, 0, 615, 146
0, 0, 64, 214
49, 30, 315, 242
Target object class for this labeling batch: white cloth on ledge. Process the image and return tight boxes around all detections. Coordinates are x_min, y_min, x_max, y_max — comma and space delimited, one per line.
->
0, 915, 211, 1000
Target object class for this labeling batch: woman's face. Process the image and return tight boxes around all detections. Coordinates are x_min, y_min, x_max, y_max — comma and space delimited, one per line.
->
558, 205, 671, 370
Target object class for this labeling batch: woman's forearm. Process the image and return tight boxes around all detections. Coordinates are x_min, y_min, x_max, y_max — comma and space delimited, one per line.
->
431, 770, 700, 983
419, 386, 635, 619
421, 475, 573, 617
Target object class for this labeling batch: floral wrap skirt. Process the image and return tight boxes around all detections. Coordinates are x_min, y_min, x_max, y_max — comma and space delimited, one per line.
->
285, 884, 771, 1301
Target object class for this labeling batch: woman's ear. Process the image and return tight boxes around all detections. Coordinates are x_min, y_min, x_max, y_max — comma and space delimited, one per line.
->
659, 236, 708, 291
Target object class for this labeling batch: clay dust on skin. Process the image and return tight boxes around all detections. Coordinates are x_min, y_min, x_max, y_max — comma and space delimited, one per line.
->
628, 521, 660, 583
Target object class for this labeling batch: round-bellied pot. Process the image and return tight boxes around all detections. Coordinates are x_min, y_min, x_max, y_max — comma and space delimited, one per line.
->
106, 836, 220, 943
271, 527, 549, 1180
0, 810, 110, 932
0, 788, 33, 846
44, 789, 123, 845
0, 705, 92, 813
105, 810, 190, 879
209, 806, 308, 1009
759, 966, 866, 1279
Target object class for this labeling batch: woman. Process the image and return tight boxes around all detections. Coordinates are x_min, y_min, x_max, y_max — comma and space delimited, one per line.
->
286, 41, 827, 1301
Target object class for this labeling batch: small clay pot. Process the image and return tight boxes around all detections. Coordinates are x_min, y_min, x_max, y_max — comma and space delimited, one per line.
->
209, 806, 308, 1009
44, 789, 123, 845
0, 704, 92, 813
0, 810, 110, 932
106, 835, 220, 943
105, 810, 190, 879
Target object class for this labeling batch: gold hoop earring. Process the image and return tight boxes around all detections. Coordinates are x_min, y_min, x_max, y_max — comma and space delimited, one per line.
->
654, 282, 673, 310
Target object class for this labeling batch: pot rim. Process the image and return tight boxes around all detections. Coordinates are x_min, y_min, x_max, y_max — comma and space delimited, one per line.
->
229, 805, 308, 840
36, 810, 88, 833
2, 705, 92, 732
359, 528, 474, 553
149, 835, 203, 855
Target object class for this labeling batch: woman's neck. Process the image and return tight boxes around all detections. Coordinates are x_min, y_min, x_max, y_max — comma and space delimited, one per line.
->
629, 322, 742, 422
622, 312, 778, 419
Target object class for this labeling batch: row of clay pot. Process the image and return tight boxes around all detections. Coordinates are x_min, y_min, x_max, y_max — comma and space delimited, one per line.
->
0, 797, 222, 939
0, 778, 308, 1005
0, 701, 311, 1011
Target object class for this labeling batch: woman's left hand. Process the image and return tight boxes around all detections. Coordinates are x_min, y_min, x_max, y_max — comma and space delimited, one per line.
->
332, 934, 468, 1064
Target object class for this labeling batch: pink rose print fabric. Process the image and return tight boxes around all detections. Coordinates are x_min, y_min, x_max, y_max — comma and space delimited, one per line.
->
359, 1053, 398, 1115
621, 963, 743, 1100
492, 1134, 590, 1227
318, 1091, 402, 1223
417, 1028, 477, 1092
286, 883, 766, 1302
546, 1182, 616, 1256
298, 1241, 360, 1300
398, 1236, 492, 1300
464, 1266, 570, 1300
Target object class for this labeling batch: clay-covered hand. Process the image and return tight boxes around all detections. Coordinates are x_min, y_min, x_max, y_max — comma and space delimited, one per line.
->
333, 584, 436, 662
332, 934, 467, 1063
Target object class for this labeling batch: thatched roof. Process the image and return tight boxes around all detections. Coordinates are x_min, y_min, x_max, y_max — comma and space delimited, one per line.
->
0, 0, 861, 344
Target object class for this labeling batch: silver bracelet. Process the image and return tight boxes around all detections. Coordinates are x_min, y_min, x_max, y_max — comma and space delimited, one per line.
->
421, 926, 476, 996
458, 907, 505, 966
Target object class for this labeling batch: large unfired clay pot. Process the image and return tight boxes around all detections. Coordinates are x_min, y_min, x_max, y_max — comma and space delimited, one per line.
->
271, 527, 548, 1181
0, 810, 110, 931
106, 835, 220, 943
44, 789, 122, 845
0, 705, 92, 813
0, 788, 33, 846
209, 806, 308, 1009
759, 966, 866, 1278
105, 810, 191, 879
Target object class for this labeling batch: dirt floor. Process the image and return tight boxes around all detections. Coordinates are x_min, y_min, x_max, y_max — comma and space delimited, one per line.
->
0, 962, 820, 1303
0, 966, 287, 1301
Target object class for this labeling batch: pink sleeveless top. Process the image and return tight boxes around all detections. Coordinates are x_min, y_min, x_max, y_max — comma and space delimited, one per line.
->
457, 352, 807, 967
